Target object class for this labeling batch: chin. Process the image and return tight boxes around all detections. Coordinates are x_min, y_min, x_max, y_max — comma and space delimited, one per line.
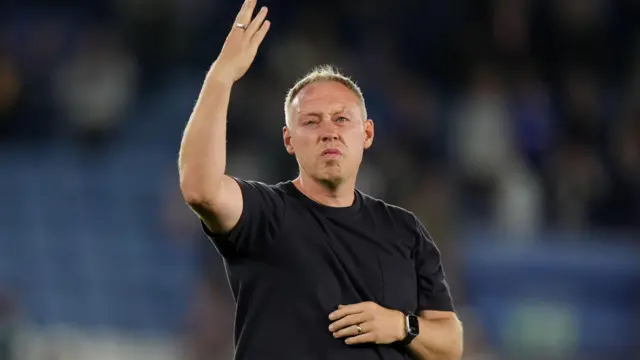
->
314, 171, 345, 190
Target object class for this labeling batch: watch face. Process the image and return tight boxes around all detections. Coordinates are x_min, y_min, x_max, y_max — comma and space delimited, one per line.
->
407, 315, 419, 334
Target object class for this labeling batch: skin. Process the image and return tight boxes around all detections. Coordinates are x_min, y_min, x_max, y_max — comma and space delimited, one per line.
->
283, 80, 374, 207
178, 0, 462, 358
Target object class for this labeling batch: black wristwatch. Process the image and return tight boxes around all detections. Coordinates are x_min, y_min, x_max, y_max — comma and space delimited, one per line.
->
400, 312, 419, 346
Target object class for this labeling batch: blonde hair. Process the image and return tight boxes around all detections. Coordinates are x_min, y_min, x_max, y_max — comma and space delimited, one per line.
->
284, 65, 367, 125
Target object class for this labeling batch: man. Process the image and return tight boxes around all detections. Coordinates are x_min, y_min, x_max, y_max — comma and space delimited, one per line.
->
178, 1, 463, 359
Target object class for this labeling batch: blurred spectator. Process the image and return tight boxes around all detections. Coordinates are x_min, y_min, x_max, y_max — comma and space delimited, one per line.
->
597, 104, 640, 229
491, 0, 532, 66
387, 69, 445, 163
0, 48, 23, 140
451, 63, 523, 224
509, 64, 554, 171
495, 161, 544, 237
549, 137, 607, 230
51, 25, 138, 146
560, 66, 606, 150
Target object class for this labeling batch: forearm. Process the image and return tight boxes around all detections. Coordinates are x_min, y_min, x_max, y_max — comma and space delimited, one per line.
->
179, 68, 233, 201
407, 317, 463, 360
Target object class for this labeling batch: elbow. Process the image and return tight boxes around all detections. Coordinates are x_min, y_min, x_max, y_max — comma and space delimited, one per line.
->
178, 156, 225, 206
179, 175, 221, 207
181, 187, 208, 207
450, 343, 463, 360
434, 317, 464, 360
450, 321, 464, 360
181, 185, 215, 208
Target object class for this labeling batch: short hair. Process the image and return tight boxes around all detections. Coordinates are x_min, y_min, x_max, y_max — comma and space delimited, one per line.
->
284, 65, 367, 125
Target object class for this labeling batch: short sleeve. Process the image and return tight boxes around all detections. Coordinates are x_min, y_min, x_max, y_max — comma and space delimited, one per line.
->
413, 216, 455, 313
201, 178, 286, 258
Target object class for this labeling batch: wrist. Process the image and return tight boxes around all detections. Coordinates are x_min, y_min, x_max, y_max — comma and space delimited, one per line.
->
206, 65, 235, 87
398, 312, 420, 346
396, 310, 408, 342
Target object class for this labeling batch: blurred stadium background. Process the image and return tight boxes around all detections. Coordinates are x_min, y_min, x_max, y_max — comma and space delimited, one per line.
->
0, 0, 639, 359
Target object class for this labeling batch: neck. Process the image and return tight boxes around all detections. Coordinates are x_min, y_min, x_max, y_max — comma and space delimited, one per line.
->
293, 173, 356, 208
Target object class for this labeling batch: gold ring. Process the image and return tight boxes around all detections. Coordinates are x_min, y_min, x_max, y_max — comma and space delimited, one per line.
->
356, 325, 362, 335
235, 23, 248, 30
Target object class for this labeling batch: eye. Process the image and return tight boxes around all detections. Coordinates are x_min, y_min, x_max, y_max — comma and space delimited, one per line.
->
335, 116, 349, 122
302, 119, 318, 126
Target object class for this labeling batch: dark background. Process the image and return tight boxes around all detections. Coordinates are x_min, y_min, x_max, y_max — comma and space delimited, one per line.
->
0, 0, 638, 359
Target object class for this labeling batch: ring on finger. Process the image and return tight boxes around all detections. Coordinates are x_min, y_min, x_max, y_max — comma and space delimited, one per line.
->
235, 23, 248, 30
356, 324, 362, 335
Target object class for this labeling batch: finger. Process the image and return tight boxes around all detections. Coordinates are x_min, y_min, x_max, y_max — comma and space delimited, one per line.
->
249, 20, 270, 50
235, 0, 257, 25
329, 304, 364, 321
333, 322, 371, 339
328, 313, 368, 332
345, 332, 376, 345
246, 6, 268, 36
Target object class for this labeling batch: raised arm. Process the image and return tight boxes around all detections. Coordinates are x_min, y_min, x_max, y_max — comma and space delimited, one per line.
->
178, 0, 270, 234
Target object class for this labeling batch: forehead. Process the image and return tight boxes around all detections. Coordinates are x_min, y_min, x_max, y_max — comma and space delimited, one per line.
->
292, 81, 361, 115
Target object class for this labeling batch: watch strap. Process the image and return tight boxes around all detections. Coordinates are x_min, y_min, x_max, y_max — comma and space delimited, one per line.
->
400, 312, 418, 346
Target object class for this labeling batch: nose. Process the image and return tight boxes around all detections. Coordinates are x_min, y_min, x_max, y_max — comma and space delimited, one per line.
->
319, 119, 340, 142
321, 133, 339, 142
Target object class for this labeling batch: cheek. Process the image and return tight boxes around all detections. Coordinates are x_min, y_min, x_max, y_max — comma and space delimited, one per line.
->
346, 129, 366, 148
291, 134, 315, 156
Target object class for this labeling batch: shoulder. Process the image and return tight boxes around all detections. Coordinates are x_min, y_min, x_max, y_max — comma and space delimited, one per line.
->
234, 178, 289, 200
359, 191, 419, 233
227, 178, 290, 224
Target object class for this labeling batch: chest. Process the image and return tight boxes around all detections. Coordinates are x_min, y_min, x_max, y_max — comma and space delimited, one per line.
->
266, 206, 418, 313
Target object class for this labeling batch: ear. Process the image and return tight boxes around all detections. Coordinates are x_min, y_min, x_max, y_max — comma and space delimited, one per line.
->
283, 125, 295, 155
363, 119, 374, 150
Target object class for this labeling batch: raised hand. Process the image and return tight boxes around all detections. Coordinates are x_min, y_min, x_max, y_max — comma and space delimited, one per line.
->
210, 0, 270, 84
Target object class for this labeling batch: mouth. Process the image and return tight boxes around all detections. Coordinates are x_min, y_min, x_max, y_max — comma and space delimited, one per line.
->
321, 148, 342, 157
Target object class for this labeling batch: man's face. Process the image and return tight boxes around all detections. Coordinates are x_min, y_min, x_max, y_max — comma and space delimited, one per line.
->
283, 81, 374, 187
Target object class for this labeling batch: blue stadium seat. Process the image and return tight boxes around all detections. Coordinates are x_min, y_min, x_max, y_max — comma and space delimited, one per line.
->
462, 233, 640, 358
0, 146, 198, 334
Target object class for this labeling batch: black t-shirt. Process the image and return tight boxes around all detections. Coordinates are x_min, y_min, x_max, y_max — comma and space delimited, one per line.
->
202, 179, 454, 360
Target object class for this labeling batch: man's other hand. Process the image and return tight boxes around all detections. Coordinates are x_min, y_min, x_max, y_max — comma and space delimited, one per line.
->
328, 302, 406, 345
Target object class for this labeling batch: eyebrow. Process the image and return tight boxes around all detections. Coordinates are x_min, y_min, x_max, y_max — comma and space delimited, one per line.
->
301, 108, 347, 117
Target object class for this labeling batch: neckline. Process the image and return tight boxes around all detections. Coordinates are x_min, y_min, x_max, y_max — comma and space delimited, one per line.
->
282, 180, 362, 217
